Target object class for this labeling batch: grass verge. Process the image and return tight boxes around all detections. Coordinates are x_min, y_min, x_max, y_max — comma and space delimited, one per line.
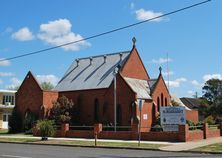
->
38, 140, 166, 149
0, 137, 166, 149
192, 143, 222, 153
0, 137, 39, 143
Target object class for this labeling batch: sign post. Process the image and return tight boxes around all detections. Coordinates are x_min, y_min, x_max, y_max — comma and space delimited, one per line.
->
138, 99, 144, 146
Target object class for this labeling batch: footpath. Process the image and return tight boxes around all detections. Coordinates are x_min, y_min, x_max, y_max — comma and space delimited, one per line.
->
159, 137, 222, 151
0, 135, 222, 152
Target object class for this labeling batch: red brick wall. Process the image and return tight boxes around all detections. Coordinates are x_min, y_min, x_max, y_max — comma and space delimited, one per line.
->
152, 75, 171, 113
16, 71, 43, 119
141, 132, 179, 142
59, 88, 107, 125
186, 110, 199, 123
66, 130, 94, 138
136, 100, 153, 132
188, 131, 204, 141
43, 91, 58, 117
121, 48, 149, 80
103, 74, 136, 126
207, 129, 220, 138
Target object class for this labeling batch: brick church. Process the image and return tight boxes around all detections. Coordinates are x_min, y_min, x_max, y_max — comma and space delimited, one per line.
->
16, 38, 171, 131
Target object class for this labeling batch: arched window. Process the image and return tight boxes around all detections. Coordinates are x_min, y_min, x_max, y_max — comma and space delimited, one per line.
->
117, 104, 122, 126
94, 99, 99, 122
152, 103, 156, 125
157, 97, 160, 111
161, 93, 164, 106
165, 98, 168, 106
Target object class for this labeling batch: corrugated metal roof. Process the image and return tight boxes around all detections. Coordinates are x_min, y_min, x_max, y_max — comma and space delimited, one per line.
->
124, 77, 152, 99
54, 51, 130, 91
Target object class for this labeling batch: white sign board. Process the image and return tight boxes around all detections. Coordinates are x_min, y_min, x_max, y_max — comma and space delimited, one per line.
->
162, 124, 178, 132
160, 106, 186, 131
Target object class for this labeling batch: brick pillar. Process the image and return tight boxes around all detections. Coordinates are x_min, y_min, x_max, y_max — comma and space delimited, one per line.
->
220, 123, 222, 136
131, 123, 139, 132
94, 123, 102, 134
61, 123, 69, 137
178, 124, 189, 142
203, 123, 208, 139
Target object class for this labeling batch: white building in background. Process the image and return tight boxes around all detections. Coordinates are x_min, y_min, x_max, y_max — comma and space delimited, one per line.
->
0, 90, 16, 129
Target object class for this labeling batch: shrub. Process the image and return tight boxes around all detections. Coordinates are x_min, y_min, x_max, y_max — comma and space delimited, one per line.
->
49, 95, 74, 125
36, 119, 55, 140
186, 120, 196, 130
8, 107, 23, 133
204, 115, 215, 125
151, 124, 163, 132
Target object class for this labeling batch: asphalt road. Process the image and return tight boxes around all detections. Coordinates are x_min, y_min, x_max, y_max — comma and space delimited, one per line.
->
0, 143, 221, 158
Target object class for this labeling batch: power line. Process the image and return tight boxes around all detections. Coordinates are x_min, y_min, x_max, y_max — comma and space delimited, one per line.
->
0, 0, 211, 62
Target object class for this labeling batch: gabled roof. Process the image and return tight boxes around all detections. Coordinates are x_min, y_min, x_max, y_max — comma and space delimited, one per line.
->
54, 51, 131, 91
124, 77, 152, 99
171, 94, 191, 110
180, 97, 203, 109
148, 78, 158, 92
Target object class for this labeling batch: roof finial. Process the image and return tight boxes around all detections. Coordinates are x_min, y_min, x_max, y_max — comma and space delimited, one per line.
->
132, 37, 136, 47
159, 66, 162, 74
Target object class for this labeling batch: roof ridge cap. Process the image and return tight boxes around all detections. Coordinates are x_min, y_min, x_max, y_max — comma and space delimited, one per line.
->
77, 50, 131, 61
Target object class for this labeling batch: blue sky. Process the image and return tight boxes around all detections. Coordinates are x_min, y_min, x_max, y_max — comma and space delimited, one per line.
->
0, 0, 221, 97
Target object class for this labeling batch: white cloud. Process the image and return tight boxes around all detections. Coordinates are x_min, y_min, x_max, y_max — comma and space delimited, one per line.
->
203, 74, 222, 82
191, 80, 201, 87
0, 79, 2, 85
36, 74, 59, 86
6, 77, 22, 89
167, 77, 187, 88
0, 72, 15, 77
11, 27, 34, 41
0, 58, 10, 66
38, 19, 90, 51
187, 90, 194, 96
130, 2, 135, 9
162, 71, 174, 77
151, 58, 173, 64
135, 9, 163, 22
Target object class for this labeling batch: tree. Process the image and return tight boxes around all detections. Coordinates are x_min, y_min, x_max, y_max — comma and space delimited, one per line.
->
8, 107, 23, 133
171, 100, 181, 106
40, 82, 54, 90
202, 79, 222, 104
49, 95, 74, 125
201, 79, 222, 121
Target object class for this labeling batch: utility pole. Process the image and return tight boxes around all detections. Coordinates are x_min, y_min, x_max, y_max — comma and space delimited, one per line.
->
113, 67, 118, 132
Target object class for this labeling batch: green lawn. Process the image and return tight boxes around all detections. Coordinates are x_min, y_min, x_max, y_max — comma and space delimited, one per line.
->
0, 129, 32, 137
40, 140, 166, 149
0, 137, 39, 143
0, 136, 166, 150
193, 143, 222, 153
0, 129, 8, 134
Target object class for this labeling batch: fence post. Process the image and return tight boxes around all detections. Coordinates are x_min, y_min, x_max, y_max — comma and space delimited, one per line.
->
61, 123, 69, 137
178, 124, 189, 142
94, 124, 102, 135
203, 123, 208, 139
